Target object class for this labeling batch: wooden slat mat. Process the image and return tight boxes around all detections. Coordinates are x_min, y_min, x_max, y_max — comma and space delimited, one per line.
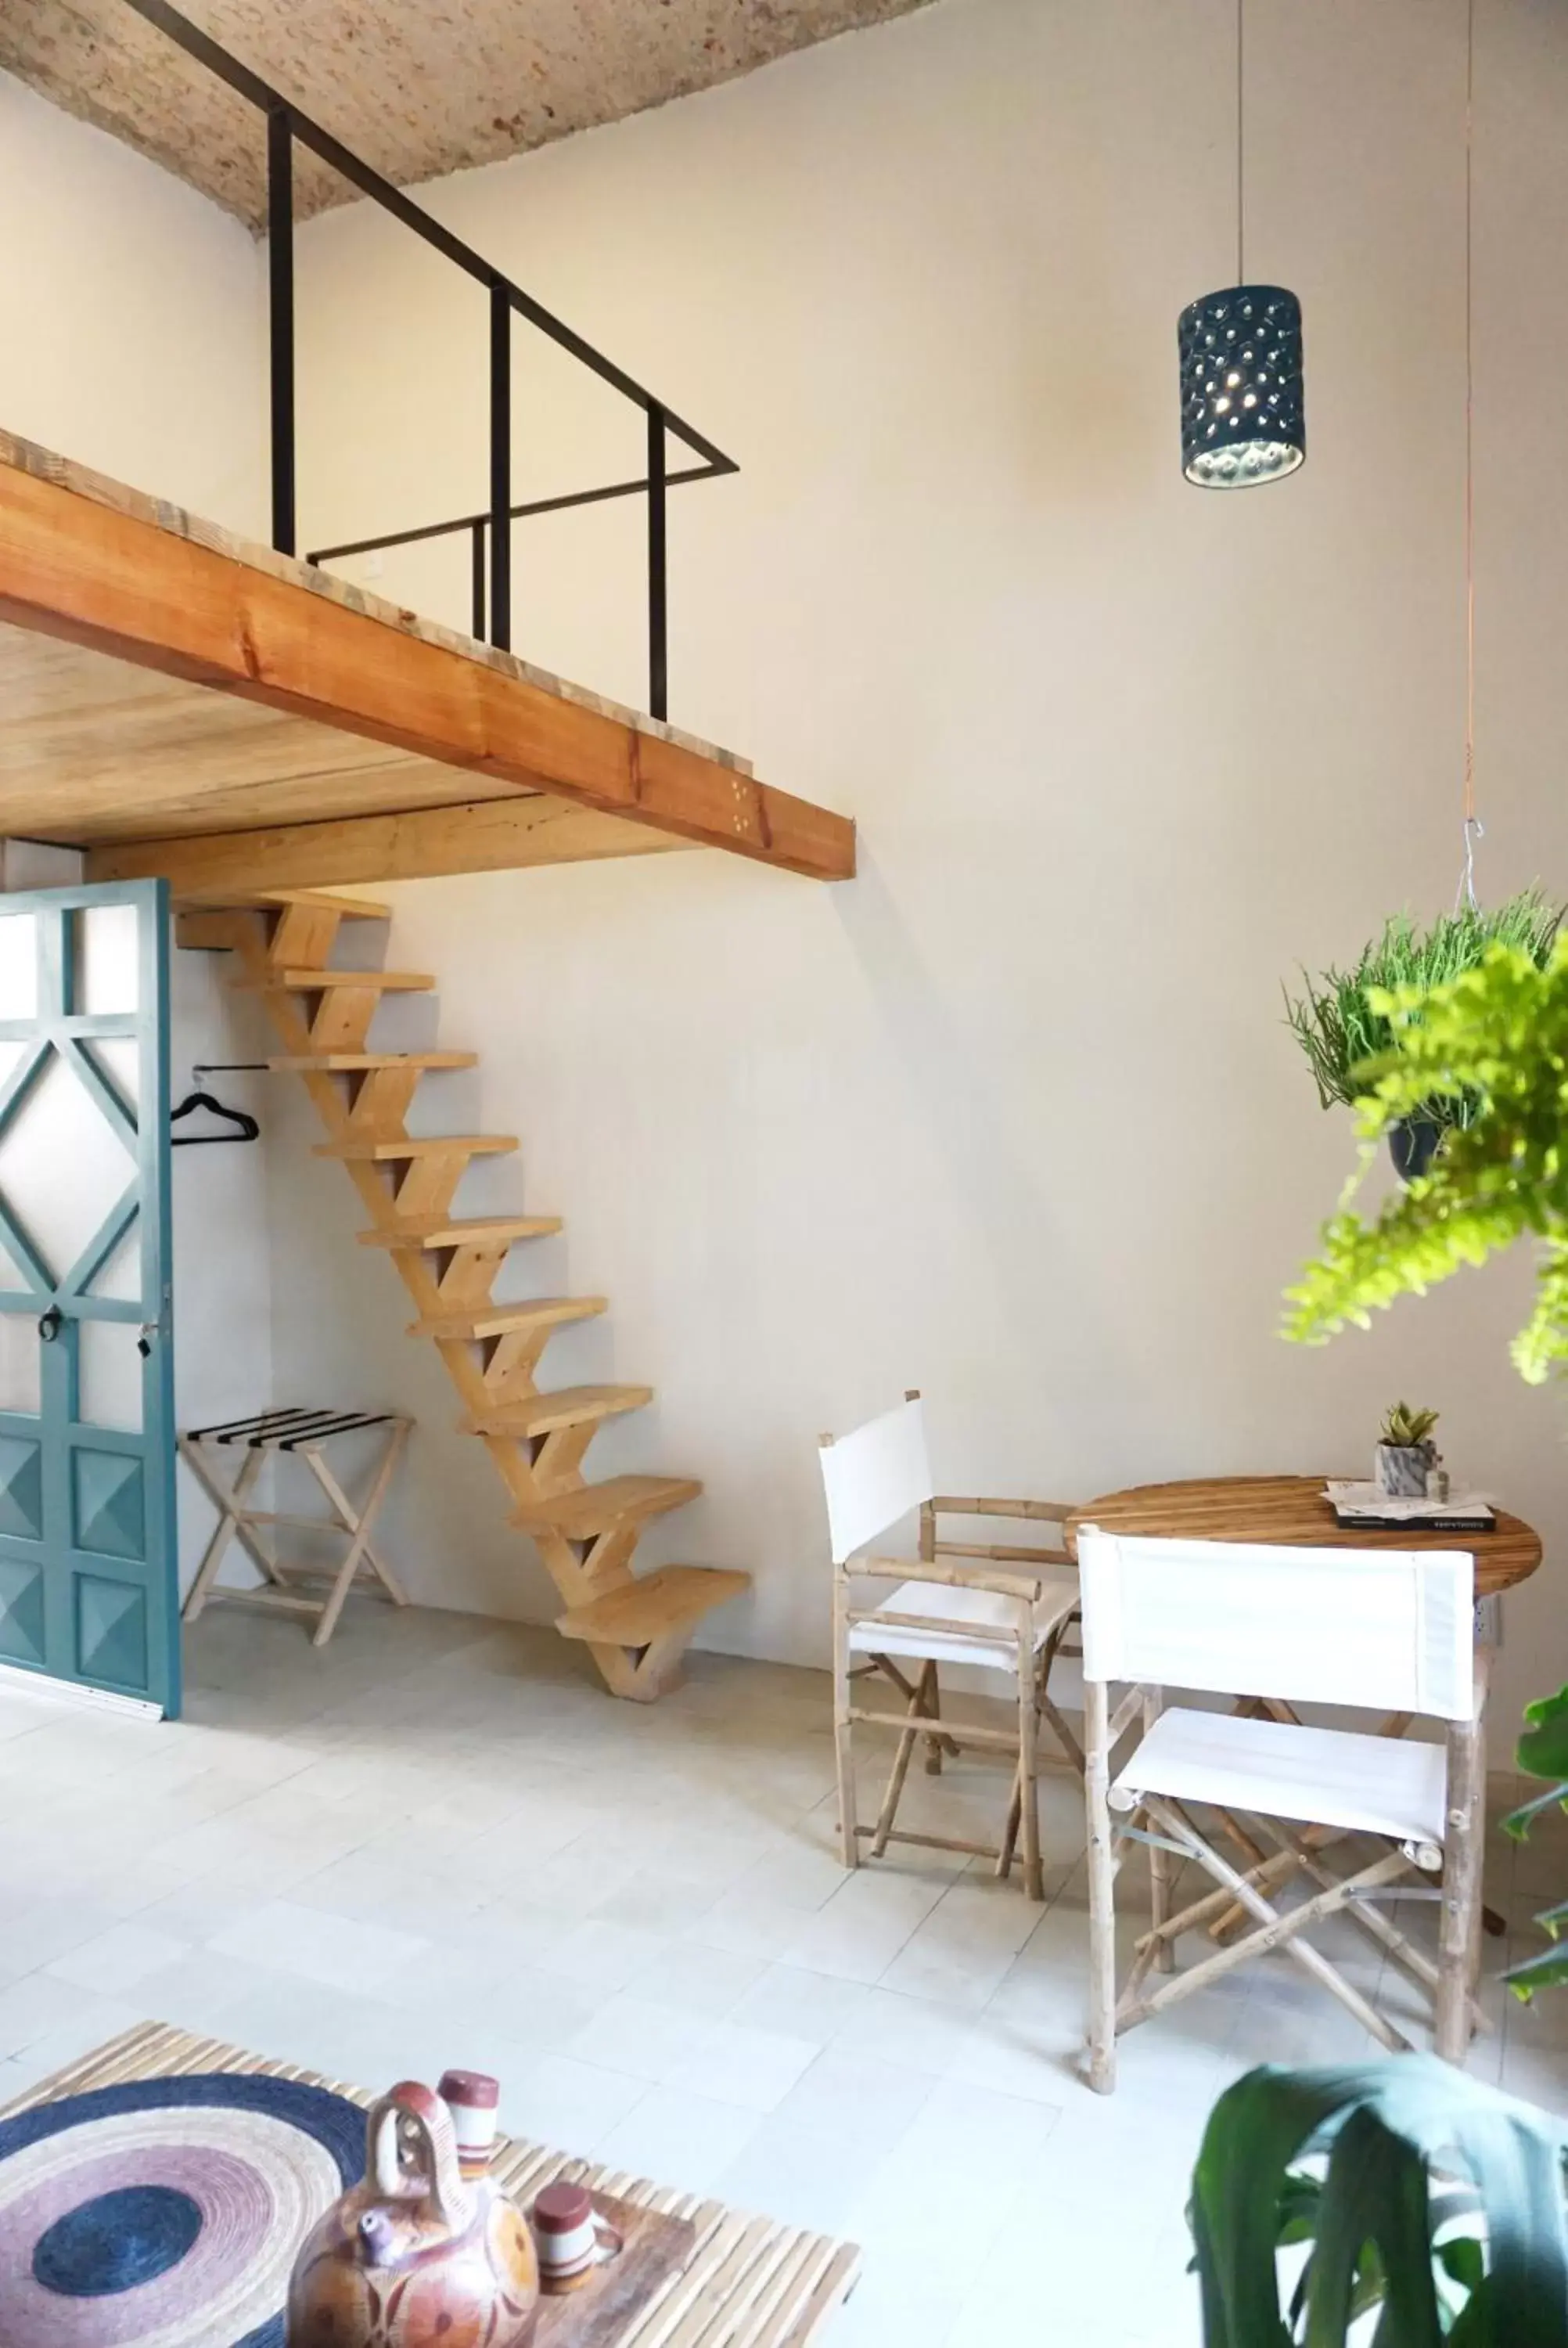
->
1, 2022, 861, 2347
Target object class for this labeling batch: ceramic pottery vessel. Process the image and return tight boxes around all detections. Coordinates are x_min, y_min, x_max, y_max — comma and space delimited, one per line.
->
1375, 1441, 1436, 1498
286, 2078, 539, 2348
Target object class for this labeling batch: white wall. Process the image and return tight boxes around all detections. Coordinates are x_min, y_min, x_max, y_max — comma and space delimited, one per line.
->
0, 69, 272, 1594
260, 0, 1568, 1734
0, 69, 266, 529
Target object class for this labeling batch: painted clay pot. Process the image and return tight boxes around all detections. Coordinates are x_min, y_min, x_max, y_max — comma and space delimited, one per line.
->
286, 2078, 538, 2348
1374, 1440, 1436, 1498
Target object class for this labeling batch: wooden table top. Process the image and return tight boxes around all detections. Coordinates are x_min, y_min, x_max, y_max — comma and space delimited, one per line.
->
1065, 1475, 1543, 1598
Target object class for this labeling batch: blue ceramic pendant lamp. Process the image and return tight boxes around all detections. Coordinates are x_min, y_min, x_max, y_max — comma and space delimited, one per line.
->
1178, 0, 1305, 488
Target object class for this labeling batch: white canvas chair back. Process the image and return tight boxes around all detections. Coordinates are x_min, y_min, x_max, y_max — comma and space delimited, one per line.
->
1077, 1528, 1473, 1721
819, 1396, 933, 1565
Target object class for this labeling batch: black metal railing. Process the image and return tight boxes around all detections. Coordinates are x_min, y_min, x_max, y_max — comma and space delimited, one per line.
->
124, 0, 739, 722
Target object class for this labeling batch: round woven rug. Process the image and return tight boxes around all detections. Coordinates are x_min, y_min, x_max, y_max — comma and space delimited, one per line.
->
0, 2073, 365, 2346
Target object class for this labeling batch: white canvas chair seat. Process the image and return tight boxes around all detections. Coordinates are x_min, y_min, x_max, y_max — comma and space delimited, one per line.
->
850, 1571, 1080, 1672
1110, 1708, 1449, 1852
822, 1394, 1084, 1902
1077, 1525, 1487, 2093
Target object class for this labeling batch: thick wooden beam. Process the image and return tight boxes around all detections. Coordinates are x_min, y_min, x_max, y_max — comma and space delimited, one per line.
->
87, 794, 689, 894
0, 437, 855, 882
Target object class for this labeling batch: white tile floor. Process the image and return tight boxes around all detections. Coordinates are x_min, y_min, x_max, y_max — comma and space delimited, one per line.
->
0, 1604, 1564, 2348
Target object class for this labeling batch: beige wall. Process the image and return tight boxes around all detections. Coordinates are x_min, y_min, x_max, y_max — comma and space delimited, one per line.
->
0, 68, 274, 1597
261, 0, 1567, 1727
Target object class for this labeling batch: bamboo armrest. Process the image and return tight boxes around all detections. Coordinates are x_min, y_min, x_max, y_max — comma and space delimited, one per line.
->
847, 1606, 1017, 1644
930, 1494, 1079, 1525
933, 1540, 1074, 1568
847, 1552, 1045, 1602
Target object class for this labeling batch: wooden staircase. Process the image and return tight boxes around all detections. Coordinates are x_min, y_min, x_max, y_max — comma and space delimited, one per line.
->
178, 888, 749, 1701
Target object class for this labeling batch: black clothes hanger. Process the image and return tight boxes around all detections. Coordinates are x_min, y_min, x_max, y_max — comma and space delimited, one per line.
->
171, 1088, 261, 1147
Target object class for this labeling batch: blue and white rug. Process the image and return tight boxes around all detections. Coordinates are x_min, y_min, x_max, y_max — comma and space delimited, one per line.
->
0, 2072, 365, 2346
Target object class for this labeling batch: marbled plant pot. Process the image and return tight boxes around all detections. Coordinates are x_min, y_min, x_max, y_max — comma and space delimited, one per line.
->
1375, 1442, 1436, 1498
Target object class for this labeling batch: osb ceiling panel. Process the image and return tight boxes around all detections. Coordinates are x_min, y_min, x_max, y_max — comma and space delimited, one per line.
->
2, 0, 937, 226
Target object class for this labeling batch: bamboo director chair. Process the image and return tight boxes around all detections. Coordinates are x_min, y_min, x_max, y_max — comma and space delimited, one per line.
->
1076, 1525, 1486, 2094
819, 1393, 1083, 1900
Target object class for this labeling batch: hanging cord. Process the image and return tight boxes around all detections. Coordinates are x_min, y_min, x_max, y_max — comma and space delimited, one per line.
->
1455, 0, 1481, 912
1235, 0, 1245, 282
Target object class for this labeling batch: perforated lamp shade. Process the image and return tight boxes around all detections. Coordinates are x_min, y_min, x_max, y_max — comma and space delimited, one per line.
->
1178, 284, 1304, 488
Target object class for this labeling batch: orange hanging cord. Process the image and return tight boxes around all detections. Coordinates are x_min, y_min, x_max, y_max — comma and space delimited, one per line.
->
1458, 0, 1482, 910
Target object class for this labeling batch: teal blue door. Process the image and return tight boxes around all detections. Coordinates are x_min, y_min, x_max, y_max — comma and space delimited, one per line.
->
0, 881, 178, 1716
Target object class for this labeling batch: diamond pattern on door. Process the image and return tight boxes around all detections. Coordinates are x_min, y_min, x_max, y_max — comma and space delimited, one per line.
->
0, 1558, 45, 1666
0, 1435, 42, 1541
0, 1051, 136, 1298
75, 1573, 149, 1689
73, 1449, 146, 1561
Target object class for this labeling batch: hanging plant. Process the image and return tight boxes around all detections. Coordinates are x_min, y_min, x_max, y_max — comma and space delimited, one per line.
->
1282, 891, 1560, 1177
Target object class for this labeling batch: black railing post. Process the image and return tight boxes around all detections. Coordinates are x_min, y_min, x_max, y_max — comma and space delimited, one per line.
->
489, 287, 512, 650
267, 106, 297, 557
648, 405, 668, 722
469, 520, 487, 644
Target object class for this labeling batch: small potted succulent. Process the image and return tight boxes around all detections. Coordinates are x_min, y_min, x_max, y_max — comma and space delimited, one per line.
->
1374, 1401, 1440, 1496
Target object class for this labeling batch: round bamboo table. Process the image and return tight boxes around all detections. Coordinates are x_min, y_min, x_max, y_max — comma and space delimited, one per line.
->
1065, 1474, 1542, 1597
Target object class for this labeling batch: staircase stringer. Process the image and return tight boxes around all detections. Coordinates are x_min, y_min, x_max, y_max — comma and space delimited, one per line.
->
186, 895, 746, 1699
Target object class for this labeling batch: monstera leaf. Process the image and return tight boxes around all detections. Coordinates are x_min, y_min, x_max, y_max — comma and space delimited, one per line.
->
1504, 1687, 1568, 2000
1191, 2059, 1568, 2345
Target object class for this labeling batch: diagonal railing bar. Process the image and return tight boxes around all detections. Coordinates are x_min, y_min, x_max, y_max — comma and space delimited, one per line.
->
117, 0, 736, 718
306, 464, 722, 566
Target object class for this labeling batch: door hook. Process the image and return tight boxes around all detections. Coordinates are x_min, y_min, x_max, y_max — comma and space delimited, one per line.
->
38, 1306, 62, 1342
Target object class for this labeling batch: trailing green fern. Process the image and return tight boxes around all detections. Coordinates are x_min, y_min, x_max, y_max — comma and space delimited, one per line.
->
1284, 935, 1568, 1384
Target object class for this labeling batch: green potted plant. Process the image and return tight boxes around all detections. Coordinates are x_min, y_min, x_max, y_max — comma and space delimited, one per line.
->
1375, 1401, 1440, 1496
1282, 891, 1560, 1181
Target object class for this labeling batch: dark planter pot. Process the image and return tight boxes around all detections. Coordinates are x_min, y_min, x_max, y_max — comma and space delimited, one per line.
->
1388, 1117, 1442, 1184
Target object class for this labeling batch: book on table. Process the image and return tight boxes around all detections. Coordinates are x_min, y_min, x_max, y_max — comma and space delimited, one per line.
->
1322, 1480, 1498, 1535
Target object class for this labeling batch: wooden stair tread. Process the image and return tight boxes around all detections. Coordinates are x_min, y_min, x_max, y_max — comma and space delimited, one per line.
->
358, 1215, 561, 1249
317, 1133, 517, 1161
235, 967, 434, 992
175, 890, 392, 919
412, 1295, 606, 1341
556, 1566, 750, 1647
513, 1475, 702, 1538
272, 1052, 478, 1071
464, 1385, 653, 1437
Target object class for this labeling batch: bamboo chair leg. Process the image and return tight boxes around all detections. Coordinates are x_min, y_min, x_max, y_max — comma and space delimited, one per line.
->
832, 1574, 858, 1871
871, 1659, 936, 1857
1437, 1698, 1486, 2062
997, 1770, 1022, 1883
1084, 1676, 1118, 2092
872, 1655, 961, 1762
1038, 1615, 1085, 1776
1141, 1796, 1412, 2054
923, 1662, 945, 1775
1016, 1601, 1043, 1901
1143, 1689, 1174, 1974
1255, 1815, 1491, 2036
